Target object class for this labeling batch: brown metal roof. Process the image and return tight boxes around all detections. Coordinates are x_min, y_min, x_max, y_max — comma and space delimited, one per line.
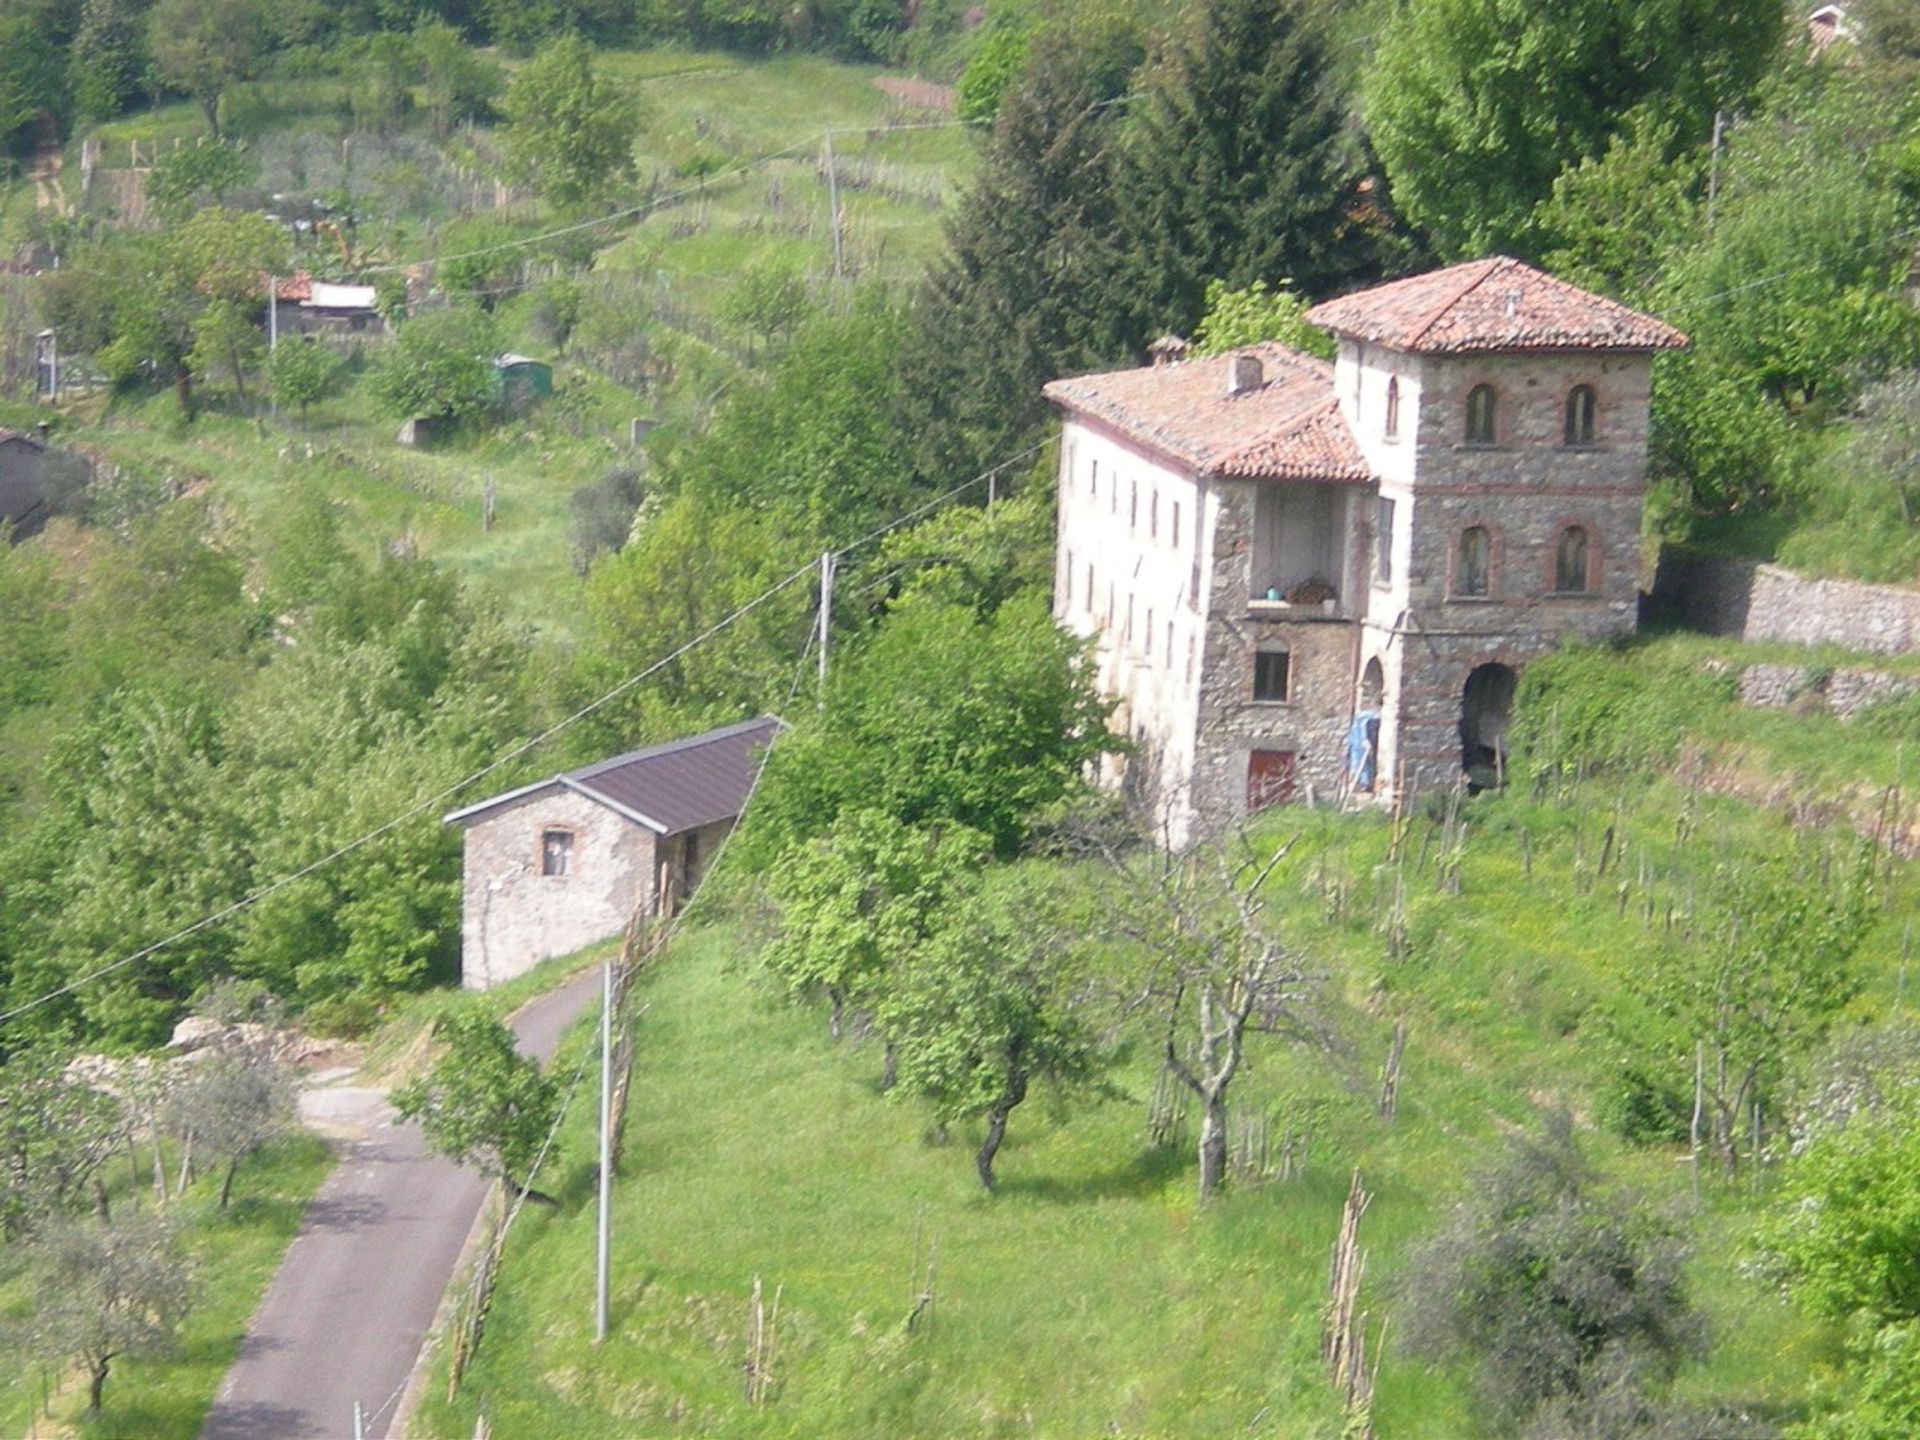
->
1305, 256, 1688, 355
1042, 343, 1371, 483
444, 716, 782, 835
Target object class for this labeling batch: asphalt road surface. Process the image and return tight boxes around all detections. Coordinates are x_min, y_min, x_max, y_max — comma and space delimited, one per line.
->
200, 966, 603, 1440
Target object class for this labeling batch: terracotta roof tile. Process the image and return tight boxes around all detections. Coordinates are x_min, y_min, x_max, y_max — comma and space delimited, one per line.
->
1043, 344, 1370, 483
1305, 256, 1688, 355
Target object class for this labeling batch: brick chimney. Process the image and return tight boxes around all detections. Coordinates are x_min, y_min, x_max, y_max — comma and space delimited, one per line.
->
1226, 353, 1264, 395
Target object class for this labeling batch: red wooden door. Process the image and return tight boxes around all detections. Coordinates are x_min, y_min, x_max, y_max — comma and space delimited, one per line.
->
1247, 749, 1296, 812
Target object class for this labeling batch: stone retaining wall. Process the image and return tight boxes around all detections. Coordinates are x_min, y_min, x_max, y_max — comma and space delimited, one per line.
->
1734, 661, 1916, 719
1647, 549, 1920, 654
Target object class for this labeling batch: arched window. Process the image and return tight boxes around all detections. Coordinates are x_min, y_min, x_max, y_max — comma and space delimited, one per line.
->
1554, 526, 1591, 593
1564, 385, 1596, 446
1465, 384, 1496, 445
1384, 377, 1401, 439
1456, 526, 1491, 598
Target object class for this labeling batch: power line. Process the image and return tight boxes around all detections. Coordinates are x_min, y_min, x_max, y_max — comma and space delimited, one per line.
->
0, 444, 1043, 1029
357, 115, 986, 280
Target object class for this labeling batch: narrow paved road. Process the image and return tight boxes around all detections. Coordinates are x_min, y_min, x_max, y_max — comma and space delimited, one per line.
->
201, 967, 603, 1440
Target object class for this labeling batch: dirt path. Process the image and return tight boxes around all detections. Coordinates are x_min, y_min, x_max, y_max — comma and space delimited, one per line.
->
198, 967, 602, 1440
27, 134, 66, 215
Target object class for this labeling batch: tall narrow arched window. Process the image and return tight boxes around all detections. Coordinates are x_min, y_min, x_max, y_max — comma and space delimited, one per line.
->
1384, 377, 1401, 439
1456, 526, 1491, 598
1554, 526, 1591, 593
1564, 385, 1596, 446
1465, 384, 1497, 445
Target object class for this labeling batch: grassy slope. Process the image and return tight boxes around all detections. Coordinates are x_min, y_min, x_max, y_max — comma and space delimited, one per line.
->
414, 770, 1907, 1437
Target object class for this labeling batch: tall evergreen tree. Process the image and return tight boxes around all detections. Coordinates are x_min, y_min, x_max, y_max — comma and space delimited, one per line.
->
1115, 0, 1365, 339
69, 0, 148, 126
900, 21, 1140, 487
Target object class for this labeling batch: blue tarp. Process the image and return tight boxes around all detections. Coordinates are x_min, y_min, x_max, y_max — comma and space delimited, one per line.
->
1346, 710, 1380, 792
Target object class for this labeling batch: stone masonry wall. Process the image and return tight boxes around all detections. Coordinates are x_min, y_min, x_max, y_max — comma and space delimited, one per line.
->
458, 786, 655, 990
1376, 351, 1650, 791
1647, 550, 1920, 656
1190, 479, 1367, 829
1736, 662, 1916, 719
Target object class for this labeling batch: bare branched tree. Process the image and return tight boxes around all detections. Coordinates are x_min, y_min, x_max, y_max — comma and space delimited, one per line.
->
1072, 813, 1325, 1203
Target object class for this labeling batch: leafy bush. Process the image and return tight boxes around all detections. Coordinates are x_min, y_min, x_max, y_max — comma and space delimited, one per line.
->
1400, 1118, 1704, 1435
371, 306, 498, 425
1512, 644, 1735, 780
568, 466, 645, 574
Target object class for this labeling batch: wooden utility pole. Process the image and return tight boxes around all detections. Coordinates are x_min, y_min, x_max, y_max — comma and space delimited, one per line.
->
595, 959, 613, 1343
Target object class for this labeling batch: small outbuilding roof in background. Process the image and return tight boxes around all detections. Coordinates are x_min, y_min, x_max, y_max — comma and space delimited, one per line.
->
444, 716, 784, 835
1305, 256, 1689, 355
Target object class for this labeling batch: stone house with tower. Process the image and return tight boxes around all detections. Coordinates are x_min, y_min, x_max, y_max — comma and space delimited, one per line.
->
1044, 256, 1686, 846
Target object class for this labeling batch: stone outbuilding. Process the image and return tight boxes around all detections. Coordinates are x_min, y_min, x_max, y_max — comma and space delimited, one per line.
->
445, 716, 781, 989
1044, 256, 1687, 845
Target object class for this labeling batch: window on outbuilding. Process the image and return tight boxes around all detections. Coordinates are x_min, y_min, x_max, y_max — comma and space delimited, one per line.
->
1564, 385, 1596, 446
1465, 384, 1497, 445
1253, 649, 1291, 702
1384, 376, 1400, 439
541, 828, 573, 877
1456, 526, 1491, 598
1554, 526, 1591, 593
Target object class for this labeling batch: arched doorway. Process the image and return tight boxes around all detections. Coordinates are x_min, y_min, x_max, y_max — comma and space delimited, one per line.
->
1460, 663, 1517, 788
1359, 657, 1384, 711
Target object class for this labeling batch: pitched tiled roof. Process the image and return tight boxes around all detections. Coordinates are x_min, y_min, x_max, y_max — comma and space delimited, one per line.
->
444, 716, 782, 835
1306, 256, 1688, 355
1042, 344, 1370, 483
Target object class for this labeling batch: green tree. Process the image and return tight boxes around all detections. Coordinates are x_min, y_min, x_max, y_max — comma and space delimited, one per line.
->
69, 0, 148, 125
269, 337, 343, 423
16, 1215, 192, 1417
371, 305, 498, 424
415, 17, 503, 133
392, 1012, 562, 1198
162, 1053, 295, 1208
1115, 0, 1365, 338
881, 869, 1107, 1190
147, 137, 260, 223
500, 35, 639, 208
0, 11, 67, 153
0, 1045, 124, 1238
764, 809, 987, 1041
901, 22, 1139, 486
1189, 277, 1332, 358
1364, 0, 1781, 257
1533, 110, 1704, 301
148, 0, 272, 134
955, 23, 1032, 126
750, 593, 1116, 862
719, 255, 813, 356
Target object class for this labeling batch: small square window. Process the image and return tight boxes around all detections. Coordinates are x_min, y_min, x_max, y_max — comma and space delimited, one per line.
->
1254, 649, 1291, 702
541, 828, 573, 877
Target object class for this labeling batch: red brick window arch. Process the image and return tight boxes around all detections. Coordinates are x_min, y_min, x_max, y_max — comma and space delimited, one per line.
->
1455, 525, 1491, 597
1465, 384, 1497, 445
1564, 385, 1597, 446
1554, 526, 1593, 593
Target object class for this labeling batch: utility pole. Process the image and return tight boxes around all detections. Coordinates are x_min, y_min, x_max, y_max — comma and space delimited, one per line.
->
352, 1400, 364, 1440
268, 276, 279, 353
1707, 110, 1726, 232
823, 129, 844, 280
818, 549, 836, 694
595, 958, 613, 1343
